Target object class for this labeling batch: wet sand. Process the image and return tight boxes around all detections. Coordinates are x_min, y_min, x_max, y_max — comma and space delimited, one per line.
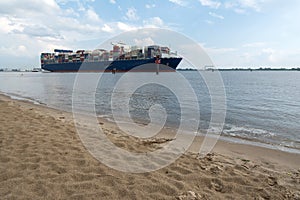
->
0, 94, 299, 199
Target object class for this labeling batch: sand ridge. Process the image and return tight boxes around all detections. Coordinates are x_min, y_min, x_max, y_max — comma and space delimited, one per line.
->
0, 94, 299, 199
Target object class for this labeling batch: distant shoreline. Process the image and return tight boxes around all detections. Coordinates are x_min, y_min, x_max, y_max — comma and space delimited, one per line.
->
177, 68, 300, 71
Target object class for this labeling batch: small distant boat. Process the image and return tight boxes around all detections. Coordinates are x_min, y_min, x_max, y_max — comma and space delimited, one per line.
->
204, 65, 215, 72
32, 68, 41, 72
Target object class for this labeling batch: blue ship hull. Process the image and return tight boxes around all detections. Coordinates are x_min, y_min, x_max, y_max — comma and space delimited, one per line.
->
42, 57, 182, 72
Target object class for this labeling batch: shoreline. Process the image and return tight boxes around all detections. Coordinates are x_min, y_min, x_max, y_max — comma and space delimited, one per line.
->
1, 92, 300, 169
1, 93, 299, 199
2, 91, 300, 155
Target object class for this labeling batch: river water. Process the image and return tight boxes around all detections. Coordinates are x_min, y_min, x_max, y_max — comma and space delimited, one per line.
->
0, 71, 299, 153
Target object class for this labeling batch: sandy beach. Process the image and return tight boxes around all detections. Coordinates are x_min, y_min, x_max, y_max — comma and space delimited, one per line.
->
0, 94, 299, 199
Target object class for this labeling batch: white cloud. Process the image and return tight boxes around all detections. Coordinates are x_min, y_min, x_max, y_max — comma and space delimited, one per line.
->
169, 0, 188, 7
125, 7, 139, 21
109, 0, 116, 4
205, 46, 237, 54
117, 22, 137, 31
204, 20, 214, 25
262, 48, 278, 63
224, 2, 235, 9
243, 42, 266, 47
0, 0, 115, 67
17, 45, 27, 53
0, 16, 65, 39
85, 8, 101, 22
102, 24, 114, 33
201, 42, 300, 68
0, 44, 30, 57
209, 12, 224, 19
0, 16, 23, 34
239, 0, 262, 12
225, 0, 267, 13
54, 16, 101, 33
259, 48, 300, 66
77, 1, 86, 11
0, 45, 27, 57
134, 37, 155, 46
143, 17, 164, 28
233, 8, 246, 14
199, 0, 221, 9
0, 0, 60, 15
64, 8, 80, 17
14, 24, 62, 39
145, 4, 156, 9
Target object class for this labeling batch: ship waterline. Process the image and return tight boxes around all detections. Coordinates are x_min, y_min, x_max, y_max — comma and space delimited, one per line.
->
41, 57, 182, 72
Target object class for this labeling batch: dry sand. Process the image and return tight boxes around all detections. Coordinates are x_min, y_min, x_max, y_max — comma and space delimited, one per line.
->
0, 94, 299, 199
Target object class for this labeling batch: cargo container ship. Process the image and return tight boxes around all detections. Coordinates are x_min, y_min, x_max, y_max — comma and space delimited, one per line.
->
41, 42, 182, 72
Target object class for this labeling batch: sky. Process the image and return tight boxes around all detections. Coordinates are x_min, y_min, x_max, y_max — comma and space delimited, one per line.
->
0, 0, 299, 69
